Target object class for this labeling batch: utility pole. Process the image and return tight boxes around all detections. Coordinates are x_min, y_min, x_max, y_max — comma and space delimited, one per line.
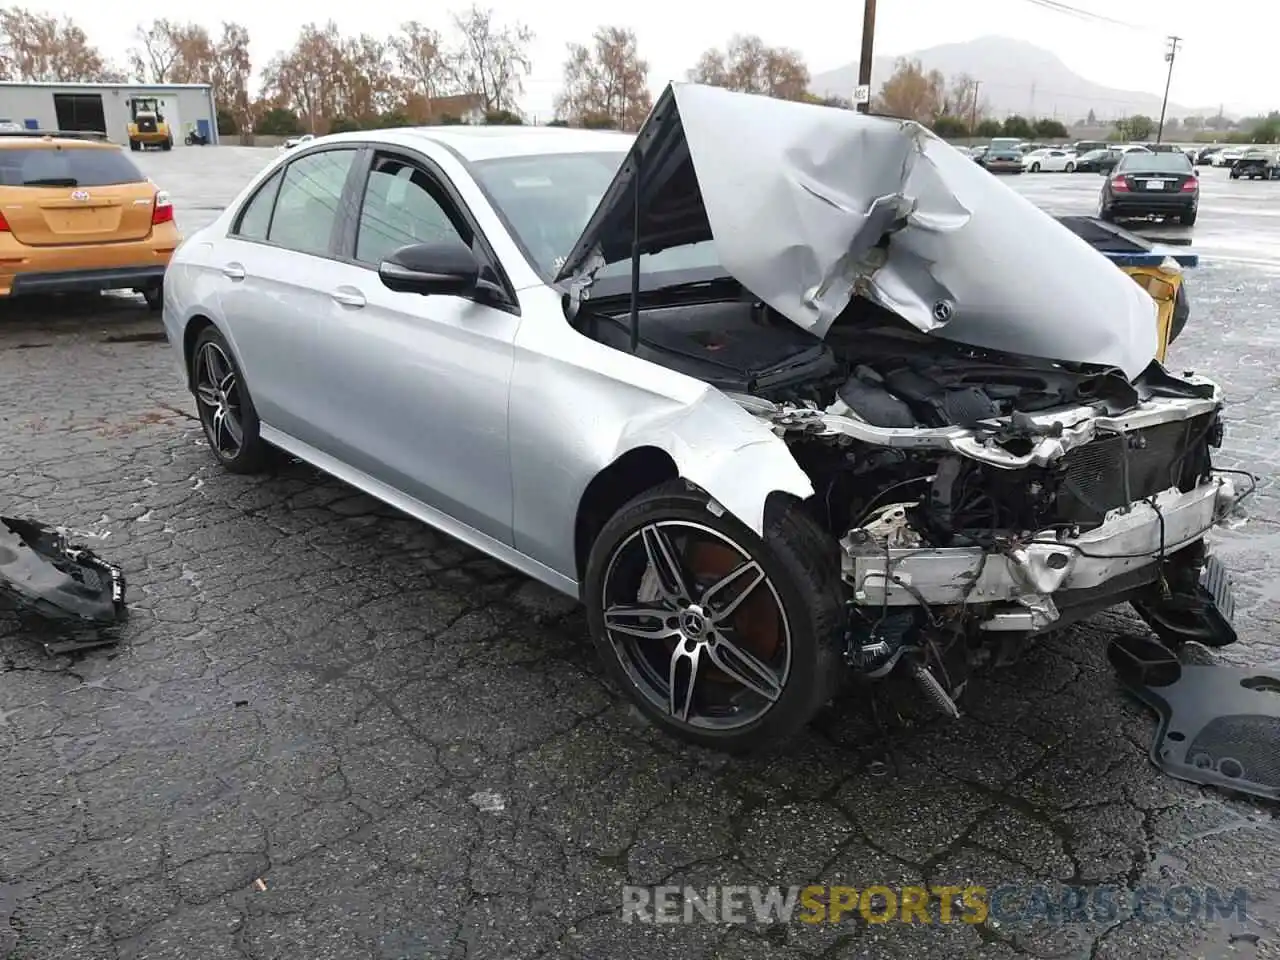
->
969, 80, 982, 141
856, 0, 877, 113
1156, 35, 1182, 144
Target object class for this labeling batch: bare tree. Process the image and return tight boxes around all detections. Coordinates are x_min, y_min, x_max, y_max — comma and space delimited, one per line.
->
943, 73, 984, 125
688, 34, 810, 101
872, 57, 947, 124
128, 20, 184, 83
392, 21, 449, 119
261, 21, 404, 132
0, 8, 120, 82
555, 26, 651, 130
447, 4, 533, 112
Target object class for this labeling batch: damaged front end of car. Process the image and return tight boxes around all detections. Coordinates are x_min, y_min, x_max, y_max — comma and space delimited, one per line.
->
749, 350, 1241, 684
557, 82, 1245, 714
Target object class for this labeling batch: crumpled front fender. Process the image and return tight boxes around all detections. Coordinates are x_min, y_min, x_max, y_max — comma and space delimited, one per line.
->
612, 387, 815, 536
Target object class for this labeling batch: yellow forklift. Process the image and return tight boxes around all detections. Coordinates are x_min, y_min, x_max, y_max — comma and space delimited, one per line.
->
126, 97, 172, 152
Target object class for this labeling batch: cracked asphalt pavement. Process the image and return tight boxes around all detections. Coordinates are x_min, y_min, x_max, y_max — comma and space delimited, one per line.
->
2, 149, 1279, 960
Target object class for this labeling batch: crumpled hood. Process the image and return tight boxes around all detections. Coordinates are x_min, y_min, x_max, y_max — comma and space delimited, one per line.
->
556, 82, 1159, 381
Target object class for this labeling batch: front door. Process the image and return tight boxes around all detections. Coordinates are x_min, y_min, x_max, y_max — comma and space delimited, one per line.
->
305, 150, 520, 545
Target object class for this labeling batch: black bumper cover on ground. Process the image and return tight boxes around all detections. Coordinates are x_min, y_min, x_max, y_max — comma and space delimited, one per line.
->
1109, 632, 1280, 803
9, 265, 164, 297
0, 516, 126, 653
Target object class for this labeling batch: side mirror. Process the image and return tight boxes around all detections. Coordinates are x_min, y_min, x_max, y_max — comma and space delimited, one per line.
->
379, 241, 481, 297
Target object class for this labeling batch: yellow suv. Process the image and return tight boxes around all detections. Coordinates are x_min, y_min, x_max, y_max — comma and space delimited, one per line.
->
0, 131, 179, 309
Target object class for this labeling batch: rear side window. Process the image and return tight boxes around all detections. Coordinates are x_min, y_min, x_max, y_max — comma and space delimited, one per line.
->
266, 149, 357, 257
234, 168, 284, 241
0, 147, 144, 187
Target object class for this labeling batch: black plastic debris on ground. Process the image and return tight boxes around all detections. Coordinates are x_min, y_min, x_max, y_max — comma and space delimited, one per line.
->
0, 515, 126, 655
1109, 634, 1280, 802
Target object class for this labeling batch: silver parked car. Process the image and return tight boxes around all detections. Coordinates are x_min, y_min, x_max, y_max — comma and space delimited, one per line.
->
163, 83, 1243, 752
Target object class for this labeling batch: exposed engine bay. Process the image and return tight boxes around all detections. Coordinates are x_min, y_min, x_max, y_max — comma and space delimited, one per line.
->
582, 286, 1243, 698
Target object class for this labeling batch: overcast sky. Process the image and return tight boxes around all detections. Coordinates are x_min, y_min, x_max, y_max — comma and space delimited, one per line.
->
40, 0, 1273, 117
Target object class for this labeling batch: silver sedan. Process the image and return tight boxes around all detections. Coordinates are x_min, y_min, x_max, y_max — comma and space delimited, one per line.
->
162, 83, 1241, 752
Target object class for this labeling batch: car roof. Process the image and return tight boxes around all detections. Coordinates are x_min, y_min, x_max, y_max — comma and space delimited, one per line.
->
0, 138, 117, 151
315, 125, 635, 162
0, 132, 117, 151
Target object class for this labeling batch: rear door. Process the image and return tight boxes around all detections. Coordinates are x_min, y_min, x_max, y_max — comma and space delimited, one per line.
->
0, 144, 157, 245
213, 145, 364, 444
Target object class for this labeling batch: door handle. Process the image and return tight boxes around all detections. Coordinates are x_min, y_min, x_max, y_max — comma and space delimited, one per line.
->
330, 287, 366, 308
221, 263, 245, 281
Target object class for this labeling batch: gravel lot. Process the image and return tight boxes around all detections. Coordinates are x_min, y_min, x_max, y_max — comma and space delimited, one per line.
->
2, 147, 1279, 960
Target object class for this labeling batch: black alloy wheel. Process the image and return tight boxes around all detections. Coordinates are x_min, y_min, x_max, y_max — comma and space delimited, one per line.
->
585, 480, 845, 752
190, 326, 270, 473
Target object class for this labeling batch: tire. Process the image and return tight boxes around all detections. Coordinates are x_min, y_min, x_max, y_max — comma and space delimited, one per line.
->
141, 286, 162, 311
129, 139, 140, 152
1030, 162, 1040, 172
584, 480, 845, 752
162, 138, 172, 151
189, 325, 270, 474
1099, 205, 1116, 222
1180, 209, 1197, 226
1065, 162, 1075, 172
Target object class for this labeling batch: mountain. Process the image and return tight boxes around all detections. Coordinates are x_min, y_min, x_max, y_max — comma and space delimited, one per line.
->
810, 36, 1223, 122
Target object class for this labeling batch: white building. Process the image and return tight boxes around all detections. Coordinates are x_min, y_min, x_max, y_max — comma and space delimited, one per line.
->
0, 81, 219, 147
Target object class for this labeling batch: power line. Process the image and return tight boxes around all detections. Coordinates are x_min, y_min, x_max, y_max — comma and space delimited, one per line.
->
1015, 0, 1147, 30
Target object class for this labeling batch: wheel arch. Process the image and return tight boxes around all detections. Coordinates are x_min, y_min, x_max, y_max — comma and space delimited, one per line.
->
570, 426, 816, 582
182, 314, 216, 392
573, 446, 679, 581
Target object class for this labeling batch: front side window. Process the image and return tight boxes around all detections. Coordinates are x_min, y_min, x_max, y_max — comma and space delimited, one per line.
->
266, 149, 357, 256
355, 155, 468, 264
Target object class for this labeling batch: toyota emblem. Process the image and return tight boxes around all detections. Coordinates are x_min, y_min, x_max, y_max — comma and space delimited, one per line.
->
70, 190, 90, 201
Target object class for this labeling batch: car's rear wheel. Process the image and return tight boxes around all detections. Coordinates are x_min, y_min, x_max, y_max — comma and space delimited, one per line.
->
1180, 209, 1197, 226
129, 140, 140, 152
1065, 162, 1075, 172
190, 326, 270, 474
141, 286, 162, 311
584, 480, 845, 752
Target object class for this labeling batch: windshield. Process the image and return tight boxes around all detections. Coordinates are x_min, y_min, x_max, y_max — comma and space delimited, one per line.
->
471, 151, 720, 282
1117, 152, 1192, 173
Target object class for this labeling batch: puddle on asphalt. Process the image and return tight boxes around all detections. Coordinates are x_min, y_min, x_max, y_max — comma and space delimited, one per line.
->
101, 331, 168, 344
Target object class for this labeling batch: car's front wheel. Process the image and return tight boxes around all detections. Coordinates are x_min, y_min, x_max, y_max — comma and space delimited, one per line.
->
190, 325, 271, 474
584, 481, 845, 752
1030, 162, 1040, 172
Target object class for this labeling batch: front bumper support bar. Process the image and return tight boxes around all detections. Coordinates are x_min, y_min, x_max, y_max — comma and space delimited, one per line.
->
842, 478, 1239, 631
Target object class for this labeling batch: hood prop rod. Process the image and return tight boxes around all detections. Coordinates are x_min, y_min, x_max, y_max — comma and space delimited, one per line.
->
628, 145, 643, 354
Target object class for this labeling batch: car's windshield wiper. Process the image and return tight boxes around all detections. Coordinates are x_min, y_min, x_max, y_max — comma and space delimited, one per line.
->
648, 276, 738, 294
23, 177, 78, 186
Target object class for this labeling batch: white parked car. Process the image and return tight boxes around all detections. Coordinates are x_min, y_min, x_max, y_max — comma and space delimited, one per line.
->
1021, 148, 1078, 172
1212, 147, 1245, 168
